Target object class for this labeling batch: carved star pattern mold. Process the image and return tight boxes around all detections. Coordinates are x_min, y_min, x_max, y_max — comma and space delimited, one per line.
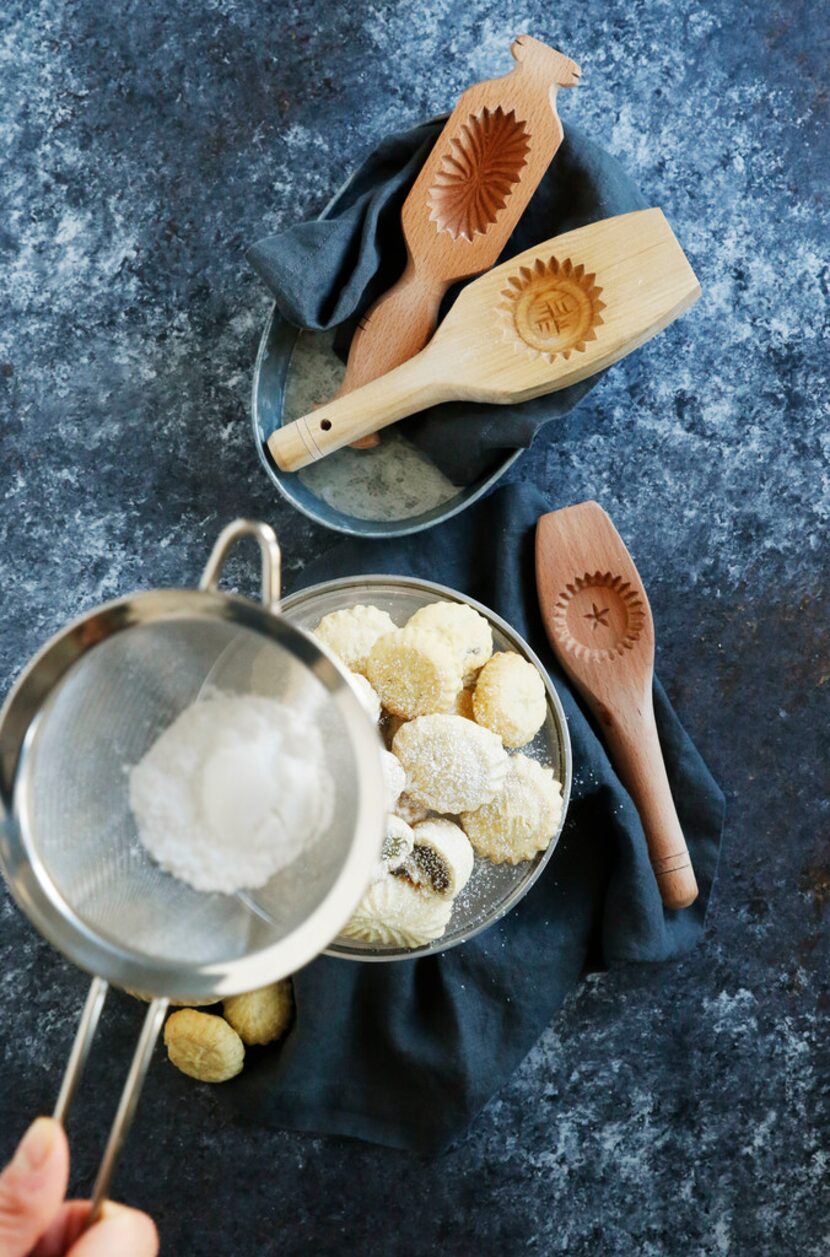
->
551, 571, 646, 663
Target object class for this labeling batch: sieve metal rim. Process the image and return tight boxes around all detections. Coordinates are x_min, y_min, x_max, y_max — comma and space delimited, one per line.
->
0, 584, 388, 1000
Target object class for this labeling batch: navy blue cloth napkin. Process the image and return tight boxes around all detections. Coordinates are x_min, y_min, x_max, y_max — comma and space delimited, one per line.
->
248, 121, 647, 484
222, 484, 724, 1153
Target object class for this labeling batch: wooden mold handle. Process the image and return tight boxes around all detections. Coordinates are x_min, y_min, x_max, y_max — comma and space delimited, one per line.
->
599, 692, 699, 910
339, 262, 445, 397
339, 264, 444, 450
267, 350, 445, 472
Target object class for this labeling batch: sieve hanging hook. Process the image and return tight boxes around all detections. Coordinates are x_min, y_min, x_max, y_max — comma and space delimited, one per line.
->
199, 518, 282, 613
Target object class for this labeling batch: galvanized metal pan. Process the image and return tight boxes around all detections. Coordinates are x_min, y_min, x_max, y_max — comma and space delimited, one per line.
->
251, 126, 521, 539
281, 575, 572, 962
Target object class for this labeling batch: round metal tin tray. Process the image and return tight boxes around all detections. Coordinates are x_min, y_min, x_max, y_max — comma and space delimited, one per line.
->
281, 575, 572, 962
251, 123, 521, 539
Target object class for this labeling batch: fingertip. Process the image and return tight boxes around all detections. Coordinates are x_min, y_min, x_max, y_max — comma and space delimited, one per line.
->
12, 1118, 68, 1179
0, 1119, 69, 1255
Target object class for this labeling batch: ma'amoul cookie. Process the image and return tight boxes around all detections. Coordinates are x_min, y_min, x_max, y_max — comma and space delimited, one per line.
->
407, 601, 493, 679
341, 875, 453, 948
473, 652, 547, 748
454, 687, 475, 720
376, 814, 414, 879
408, 818, 474, 898
313, 604, 396, 675
394, 792, 432, 826
366, 626, 462, 719
164, 1009, 244, 1083
461, 753, 563, 865
223, 980, 293, 1046
381, 749, 407, 811
392, 714, 508, 814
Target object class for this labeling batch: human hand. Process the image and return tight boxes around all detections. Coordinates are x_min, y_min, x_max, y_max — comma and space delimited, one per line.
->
0, 1119, 158, 1256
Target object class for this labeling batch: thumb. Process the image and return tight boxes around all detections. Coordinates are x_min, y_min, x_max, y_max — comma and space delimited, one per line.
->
0, 1119, 69, 1257
67, 1203, 158, 1257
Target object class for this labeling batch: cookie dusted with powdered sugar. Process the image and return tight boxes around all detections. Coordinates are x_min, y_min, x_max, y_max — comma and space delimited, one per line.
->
341, 876, 453, 948
312, 604, 396, 675
381, 749, 407, 811
381, 814, 414, 871
406, 818, 474, 899
370, 814, 414, 883
366, 626, 463, 719
394, 792, 432, 826
407, 601, 493, 680
461, 753, 563, 864
472, 651, 547, 748
392, 714, 508, 814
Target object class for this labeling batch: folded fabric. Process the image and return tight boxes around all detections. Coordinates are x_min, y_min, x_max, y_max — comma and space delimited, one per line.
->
249, 121, 647, 484
218, 484, 725, 1153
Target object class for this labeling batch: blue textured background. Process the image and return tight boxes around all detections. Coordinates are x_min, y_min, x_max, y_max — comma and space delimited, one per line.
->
1, 2, 827, 1254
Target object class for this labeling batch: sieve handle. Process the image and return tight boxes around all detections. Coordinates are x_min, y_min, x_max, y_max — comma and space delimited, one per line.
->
54, 976, 109, 1124
200, 519, 282, 613
87, 996, 168, 1225
54, 978, 168, 1229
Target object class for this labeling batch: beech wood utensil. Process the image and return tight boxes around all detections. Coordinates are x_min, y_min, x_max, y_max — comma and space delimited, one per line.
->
341, 34, 580, 447
535, 501, 698, 910
268, 209, 701, 471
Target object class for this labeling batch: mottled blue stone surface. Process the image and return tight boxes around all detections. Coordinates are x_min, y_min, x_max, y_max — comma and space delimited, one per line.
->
0, 2, 827, 1254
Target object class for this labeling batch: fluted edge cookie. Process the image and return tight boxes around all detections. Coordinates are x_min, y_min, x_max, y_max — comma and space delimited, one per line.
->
407, 601, 493, 679
473, 652, 547, 748
393, 713, 508, 814
461, 753, 563, 865
313, 604, 396, 675
366, 626, 462, 719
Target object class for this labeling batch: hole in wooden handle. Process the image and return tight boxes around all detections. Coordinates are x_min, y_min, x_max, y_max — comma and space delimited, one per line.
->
320, 418, 332, 431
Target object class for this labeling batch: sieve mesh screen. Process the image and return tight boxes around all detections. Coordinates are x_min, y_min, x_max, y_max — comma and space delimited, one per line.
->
19, 616, 361, 972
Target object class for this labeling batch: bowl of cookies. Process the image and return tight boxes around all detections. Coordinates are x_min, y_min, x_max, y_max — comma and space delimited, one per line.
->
282, 576, 572, 960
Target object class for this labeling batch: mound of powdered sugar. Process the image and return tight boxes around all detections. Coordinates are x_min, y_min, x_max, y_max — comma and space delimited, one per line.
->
128, 692, 334, 894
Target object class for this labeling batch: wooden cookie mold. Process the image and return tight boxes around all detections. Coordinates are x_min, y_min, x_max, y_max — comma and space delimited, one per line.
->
536, 502, 699, 910
333, 35, 581, 445
268, 210, 702, 471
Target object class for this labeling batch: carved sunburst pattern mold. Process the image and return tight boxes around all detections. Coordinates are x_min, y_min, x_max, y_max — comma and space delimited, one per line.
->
500, 256, 606, 361
427, 106, 530, 242
552, 571, 645, 663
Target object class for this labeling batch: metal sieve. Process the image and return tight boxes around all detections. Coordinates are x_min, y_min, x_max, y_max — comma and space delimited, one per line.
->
0, 520, 386, 1221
